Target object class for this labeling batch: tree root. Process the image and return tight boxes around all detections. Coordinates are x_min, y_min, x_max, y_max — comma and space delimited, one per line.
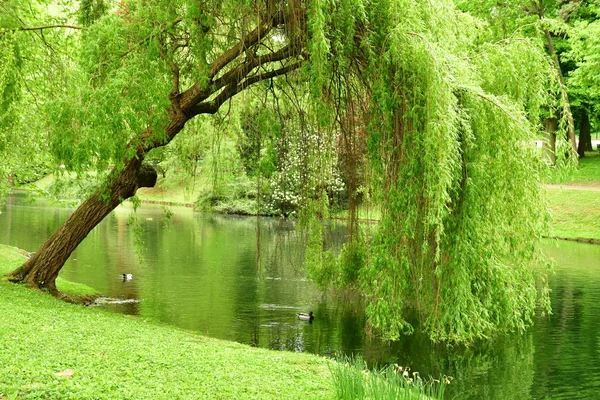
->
5, 273, 99, 305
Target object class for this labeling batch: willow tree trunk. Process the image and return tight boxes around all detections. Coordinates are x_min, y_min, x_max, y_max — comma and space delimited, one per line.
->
543, 117, 557, 166
5, 157, 157, 293
577, 110, 592, 158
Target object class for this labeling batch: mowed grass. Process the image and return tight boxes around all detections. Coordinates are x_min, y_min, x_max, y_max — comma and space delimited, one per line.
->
542, 154, 600, 240
0, 245, 333, 400
546, 188, 600, 240
545, 152, 600, 185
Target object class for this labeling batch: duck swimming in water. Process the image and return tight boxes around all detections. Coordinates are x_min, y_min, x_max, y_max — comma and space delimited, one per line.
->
297, 311, 314, 322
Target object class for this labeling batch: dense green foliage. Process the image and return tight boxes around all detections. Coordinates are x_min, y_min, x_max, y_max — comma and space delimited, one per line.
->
0, 1, 61, 198
567, 1, 600, 114
299, 0, 553, 342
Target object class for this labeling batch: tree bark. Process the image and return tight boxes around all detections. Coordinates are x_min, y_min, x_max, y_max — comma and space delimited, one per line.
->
544, 117, 557, 165
542, 28, 577, 157
577, 109, 592, 158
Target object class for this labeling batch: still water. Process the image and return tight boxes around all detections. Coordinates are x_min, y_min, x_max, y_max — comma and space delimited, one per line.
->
2, 191, 600, 399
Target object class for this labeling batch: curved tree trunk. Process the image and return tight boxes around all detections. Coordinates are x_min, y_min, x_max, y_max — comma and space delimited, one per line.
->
4, 112, 189, 294
5, 157, 157, 293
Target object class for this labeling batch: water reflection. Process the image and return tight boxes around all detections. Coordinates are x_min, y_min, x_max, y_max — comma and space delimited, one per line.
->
3, 191, 600, 399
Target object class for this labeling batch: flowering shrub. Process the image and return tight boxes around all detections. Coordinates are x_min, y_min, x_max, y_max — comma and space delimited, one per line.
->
266, 125, 345, 216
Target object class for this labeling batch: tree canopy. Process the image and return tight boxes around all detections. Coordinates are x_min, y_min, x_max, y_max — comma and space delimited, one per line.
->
1, 0, 560, 343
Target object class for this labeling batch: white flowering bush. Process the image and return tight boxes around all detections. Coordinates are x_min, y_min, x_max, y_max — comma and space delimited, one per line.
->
266, 124, 345, 216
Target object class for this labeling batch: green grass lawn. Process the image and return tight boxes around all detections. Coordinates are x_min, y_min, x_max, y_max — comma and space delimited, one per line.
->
545, 152, 600, 185
0, 245, 334, 400
542, 153, 600, 240
546, 188, 600, 240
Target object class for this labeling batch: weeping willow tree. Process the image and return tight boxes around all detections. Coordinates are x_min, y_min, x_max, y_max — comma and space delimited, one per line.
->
303, 1, 553, 343
3, 0, 552, 343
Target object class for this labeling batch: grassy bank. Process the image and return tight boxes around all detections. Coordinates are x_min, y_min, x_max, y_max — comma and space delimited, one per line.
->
0, 245, 333, 399
544, 153, 600, 241
545, 152, 600, 186
1, 246, 443, 400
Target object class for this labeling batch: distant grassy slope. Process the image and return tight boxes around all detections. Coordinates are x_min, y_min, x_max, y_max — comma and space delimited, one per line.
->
25, 172, 203, 206
543, 153, 600, 240
21, 152, 600, 241
136, 174, 206, 205
0, 245, 333, 400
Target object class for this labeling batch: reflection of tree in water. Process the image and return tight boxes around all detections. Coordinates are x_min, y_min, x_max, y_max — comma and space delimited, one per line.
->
438, 333, 535, 400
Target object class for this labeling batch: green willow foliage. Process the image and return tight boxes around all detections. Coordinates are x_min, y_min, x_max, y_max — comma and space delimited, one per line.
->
0, 0, 63, 199
303, 0, 552, 343
0, 31, 21, 197
568, 14, 600, 107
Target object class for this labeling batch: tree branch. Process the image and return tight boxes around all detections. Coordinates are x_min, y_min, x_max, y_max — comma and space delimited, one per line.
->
208, 10, 287, 80
18, 24, 84, 31
209, 22, 273, 80
212, 42, 301, 93
187, 61, 303, 118
180, 40, 302, 112
159, 46, 181, 96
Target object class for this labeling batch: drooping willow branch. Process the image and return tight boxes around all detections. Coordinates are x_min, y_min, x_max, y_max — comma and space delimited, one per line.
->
456, 85, 529, 129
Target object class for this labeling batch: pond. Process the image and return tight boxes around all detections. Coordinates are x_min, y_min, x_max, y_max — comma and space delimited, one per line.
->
2, 191, 600, 399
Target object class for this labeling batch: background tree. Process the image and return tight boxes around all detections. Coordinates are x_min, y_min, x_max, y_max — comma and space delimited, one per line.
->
456, 0, 580, 161
566, 0, 600, 156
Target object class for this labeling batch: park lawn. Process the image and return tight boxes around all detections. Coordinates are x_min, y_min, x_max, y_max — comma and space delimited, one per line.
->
546, 187, 600, 240
136, 173, 207, 206
0, 245, 334, 400
25, 172, 202, 207
543, 153, 600, 240
545, 152, 600, 186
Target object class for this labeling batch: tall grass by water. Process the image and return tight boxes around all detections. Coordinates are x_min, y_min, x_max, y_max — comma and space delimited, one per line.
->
330, 356, 448, 400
